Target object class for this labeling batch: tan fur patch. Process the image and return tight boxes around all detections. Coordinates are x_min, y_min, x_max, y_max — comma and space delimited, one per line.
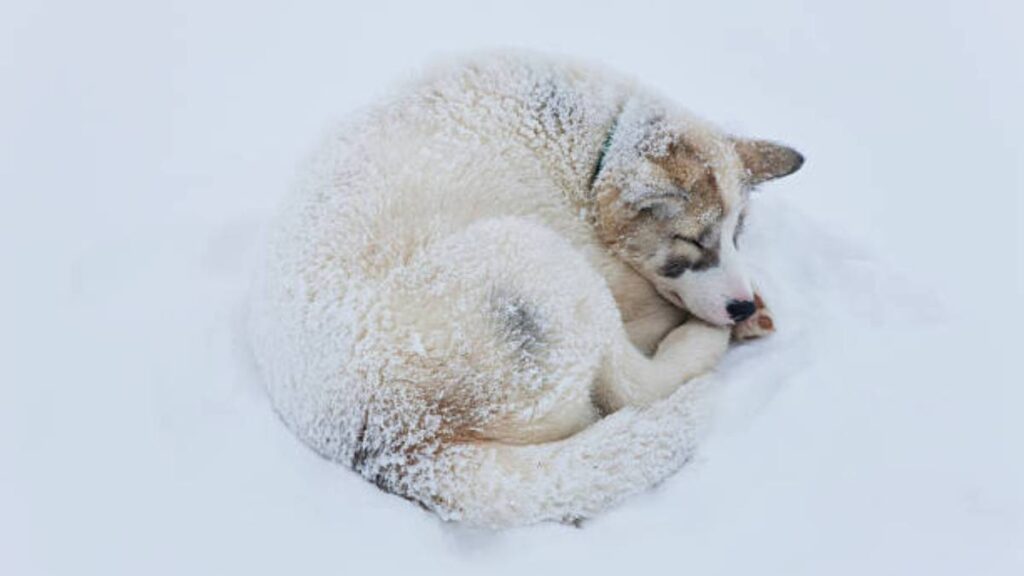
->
654, 141, 726, 234
734, 139, 804, 185
594, 185, 629, 245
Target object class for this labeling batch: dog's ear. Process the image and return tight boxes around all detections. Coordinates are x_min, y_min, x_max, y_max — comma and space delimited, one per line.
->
734, 139, 804, 185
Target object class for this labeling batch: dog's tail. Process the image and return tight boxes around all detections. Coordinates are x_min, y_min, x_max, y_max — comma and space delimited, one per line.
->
427, 379, 712, 526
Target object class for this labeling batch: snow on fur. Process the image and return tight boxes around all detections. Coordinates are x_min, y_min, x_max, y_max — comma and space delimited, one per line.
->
249, 51, 744, 525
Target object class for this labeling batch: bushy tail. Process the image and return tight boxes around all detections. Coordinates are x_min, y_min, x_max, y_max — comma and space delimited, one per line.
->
427, 379, 714, 527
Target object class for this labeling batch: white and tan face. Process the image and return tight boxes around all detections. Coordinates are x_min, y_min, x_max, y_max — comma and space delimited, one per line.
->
594, 107, 803, 326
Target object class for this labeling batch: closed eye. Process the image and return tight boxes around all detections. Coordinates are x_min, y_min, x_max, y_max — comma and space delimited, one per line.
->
673, 234, 704, 251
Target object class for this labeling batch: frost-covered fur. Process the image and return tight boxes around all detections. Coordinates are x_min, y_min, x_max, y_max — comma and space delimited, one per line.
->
249, 51, 802, 526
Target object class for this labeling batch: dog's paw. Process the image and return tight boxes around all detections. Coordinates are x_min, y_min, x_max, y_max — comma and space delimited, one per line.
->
732, 293, 775, 341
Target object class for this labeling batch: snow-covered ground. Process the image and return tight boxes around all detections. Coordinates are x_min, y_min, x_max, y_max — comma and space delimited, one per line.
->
3, 1, 1022, 574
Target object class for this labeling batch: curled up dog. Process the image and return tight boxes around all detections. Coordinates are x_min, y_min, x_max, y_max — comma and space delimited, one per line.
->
249, 51, 804, 526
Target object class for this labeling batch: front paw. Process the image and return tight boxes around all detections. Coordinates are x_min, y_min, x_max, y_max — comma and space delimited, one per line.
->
732, 293, 775, 341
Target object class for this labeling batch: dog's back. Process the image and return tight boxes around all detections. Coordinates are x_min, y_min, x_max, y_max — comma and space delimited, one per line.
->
250, 51, 800, 525
250, 52, 625, 501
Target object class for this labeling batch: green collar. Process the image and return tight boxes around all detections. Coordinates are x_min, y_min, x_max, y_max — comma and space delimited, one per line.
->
588, 116, 619, 190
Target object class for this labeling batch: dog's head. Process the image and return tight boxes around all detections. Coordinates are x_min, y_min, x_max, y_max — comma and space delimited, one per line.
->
593, 99, 803, 326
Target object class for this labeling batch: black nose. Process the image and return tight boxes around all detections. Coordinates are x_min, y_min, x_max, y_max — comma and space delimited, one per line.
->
726, 300, 756, 322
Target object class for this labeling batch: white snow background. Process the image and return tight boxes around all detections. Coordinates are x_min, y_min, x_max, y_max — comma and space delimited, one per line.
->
3, 1, 1022, 574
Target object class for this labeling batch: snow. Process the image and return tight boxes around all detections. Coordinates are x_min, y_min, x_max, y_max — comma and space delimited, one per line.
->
3, 0, 1022, 574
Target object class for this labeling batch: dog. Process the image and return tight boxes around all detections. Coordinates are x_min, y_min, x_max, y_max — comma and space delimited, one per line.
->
249, 51, 803, 526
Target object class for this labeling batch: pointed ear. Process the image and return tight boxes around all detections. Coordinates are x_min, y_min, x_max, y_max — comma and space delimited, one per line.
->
734, 139, 804, 185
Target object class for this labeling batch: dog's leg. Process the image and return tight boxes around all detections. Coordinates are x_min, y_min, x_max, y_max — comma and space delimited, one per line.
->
731, 292, 775, 341
596, 319, 730, 411
623, 308, 686, 355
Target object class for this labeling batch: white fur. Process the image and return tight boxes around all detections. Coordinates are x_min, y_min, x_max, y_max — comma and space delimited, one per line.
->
674, 210, 754, 324
248, 51, 740, 526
